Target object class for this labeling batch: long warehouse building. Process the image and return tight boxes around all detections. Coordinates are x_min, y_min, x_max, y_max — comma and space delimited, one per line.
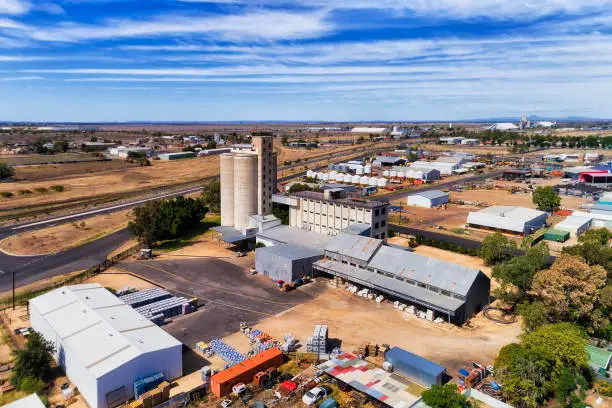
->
313, 235, 490, 324
30, 284, 182, 408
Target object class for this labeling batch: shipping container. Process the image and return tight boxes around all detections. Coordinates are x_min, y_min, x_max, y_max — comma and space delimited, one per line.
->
384, 347, 445, 387
210, 347, 283, 397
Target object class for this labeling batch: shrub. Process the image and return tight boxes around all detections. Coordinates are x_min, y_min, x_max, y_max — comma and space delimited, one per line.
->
0, 192, 13, 198
18, 377, 44, 394
50, 185, 64, 192
34, 187, 48, 194
18, 189, 32, 195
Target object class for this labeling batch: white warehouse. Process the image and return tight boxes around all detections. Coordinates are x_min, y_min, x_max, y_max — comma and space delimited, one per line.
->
30, 284, 183, 408
467, 206, 547, 235
407, 190, 449, 208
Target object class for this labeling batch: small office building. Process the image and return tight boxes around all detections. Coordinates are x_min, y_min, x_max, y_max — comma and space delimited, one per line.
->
467, 206, 547, 235
554, 215, 592, 237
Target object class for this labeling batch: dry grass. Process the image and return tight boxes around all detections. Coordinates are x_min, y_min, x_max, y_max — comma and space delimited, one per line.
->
13, 160, 140, 181
0, 156, 220, 211
0, 209, 133, 255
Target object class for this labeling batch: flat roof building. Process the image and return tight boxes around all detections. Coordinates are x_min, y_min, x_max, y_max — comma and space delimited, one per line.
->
30, 284, 182, 408
158, 152, 196, 160
313, 235, 490, 324
554, 215, 592, 237
467, 205, 547, 235
4, 394, 46, 408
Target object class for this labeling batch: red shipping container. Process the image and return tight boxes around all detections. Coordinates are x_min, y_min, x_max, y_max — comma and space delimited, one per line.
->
210, 347, 283, 397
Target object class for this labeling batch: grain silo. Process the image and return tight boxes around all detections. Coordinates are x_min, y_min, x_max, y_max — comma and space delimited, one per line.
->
220, 153, 235, 227
233, 154, 258, 230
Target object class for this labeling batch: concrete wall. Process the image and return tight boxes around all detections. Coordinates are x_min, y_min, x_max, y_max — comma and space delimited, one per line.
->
233, 154, 258, 230
220, 153, 234, 227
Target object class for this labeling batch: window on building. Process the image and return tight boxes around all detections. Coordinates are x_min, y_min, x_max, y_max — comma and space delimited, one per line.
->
406, 279, 416, 285
382, 208, 386, 215
418, 282, 427, 288
441, 290, 451, 297
374, 222, 379, 229
381, 232, 385, 239
395, 276, 404, 281
375, 209, 380, 216
381, 220, 386, 227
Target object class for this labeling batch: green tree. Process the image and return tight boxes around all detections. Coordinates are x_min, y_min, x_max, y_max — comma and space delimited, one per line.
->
53, 139, 69, 152
128, 200, 166, 248
205, 140, 217, 150
421, 384, 467, 408
517, 301, 549, 332
0, 161, 14, 180
11, 331, 55, 388
556, 369, 587, 408
31, 137, 49, 154
479, 232, 516, 265
201, 179, 221, 213
492, 243, 549, 303
532, 186, 561, 212
288, 183, 320, 194
281, 135, 288, 145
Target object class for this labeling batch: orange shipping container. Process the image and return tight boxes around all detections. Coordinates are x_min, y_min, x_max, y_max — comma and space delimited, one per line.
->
210, 347, 284, 397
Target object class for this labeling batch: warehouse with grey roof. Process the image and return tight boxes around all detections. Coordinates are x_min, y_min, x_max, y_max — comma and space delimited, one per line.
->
313, 235, 490, 324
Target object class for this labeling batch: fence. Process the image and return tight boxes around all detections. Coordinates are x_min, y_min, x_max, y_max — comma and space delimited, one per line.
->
0, 244, 140, 311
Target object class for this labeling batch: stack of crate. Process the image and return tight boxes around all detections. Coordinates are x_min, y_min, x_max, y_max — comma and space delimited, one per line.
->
119, 288, 172, 308
306, 325, 328, 354
135, 296, 190, 320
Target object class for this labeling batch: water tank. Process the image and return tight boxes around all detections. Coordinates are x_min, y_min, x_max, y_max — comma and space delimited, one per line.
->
343, 174, 352, 183
351, 175, 360, 184
389, 171, 397, 178
330, 170, 338, 178
233, 154, 258, 230
383, 170, 390, 177
328, 164, 334, 170
369, 177, 378, 186
364, 165, 372, 174
220, 153, 235, 227
307, 170, 314, 178
397, 171, 405, 179
360, 176, 370, 185
355, 165, 364, 175
322, 174, 330, 181
378, 178, 388, 187
335, 173, 344, 182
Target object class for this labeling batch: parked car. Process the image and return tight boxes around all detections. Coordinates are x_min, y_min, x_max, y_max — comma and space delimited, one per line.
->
232, 383, 247, 396
220, 400, 232, 408
301, 386, 329, 406
13, 327, 28, 335
319, 397, 339, 408
235, 251, 246, 258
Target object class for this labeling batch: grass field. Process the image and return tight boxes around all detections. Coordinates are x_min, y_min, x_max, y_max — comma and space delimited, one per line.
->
0, 209, 133, 255
13, 159, 140, 181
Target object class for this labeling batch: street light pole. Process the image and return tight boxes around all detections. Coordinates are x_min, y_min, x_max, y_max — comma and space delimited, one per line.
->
12, 270, 15, 310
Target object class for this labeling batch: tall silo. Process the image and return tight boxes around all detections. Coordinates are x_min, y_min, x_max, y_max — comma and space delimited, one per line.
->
220, 153, 235, 227
233, 154, 258, 230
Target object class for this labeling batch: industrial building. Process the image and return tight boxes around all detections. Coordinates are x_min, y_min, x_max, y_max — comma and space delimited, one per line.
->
410, 157, 465, 175
157, 152, 196, 160
466, 206, 547, 235
109, 146, 152, 158
217, 135, 277, 235
255, 244, 323, 283
384, 347, 446, 387
391, 166, 441, 181
29, 284, 182, 408
275, 189, 390, 239
351, 127, 388, 134
373, 155, 406, 167
4, 394, 46, 408
554, 215, 592, 237
572, 210, 612, 228
407, 190, 449, 208
313, 235, 491, 324
591, 204, 612, 216
197, 148, 232, 156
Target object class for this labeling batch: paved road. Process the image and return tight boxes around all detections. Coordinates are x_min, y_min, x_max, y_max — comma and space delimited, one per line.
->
0, 228, 132, 292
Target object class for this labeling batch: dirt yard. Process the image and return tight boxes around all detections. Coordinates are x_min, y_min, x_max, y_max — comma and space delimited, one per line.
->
13, 159, 140, 181
0, 209, 133, 255
390, 202, 476, 230
220, 283, 521, 377
88, 269, 156, 292
449, 187, 589, 210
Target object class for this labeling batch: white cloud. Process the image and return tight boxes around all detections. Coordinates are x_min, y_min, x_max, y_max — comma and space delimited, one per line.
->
0, 0, 30, 15
0, 75, 43, 80
180, 0, 612, 20
21, 10, 331, 42
0, 17, 25, 28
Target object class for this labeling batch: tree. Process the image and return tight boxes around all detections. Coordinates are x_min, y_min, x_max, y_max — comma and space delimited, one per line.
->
479, 232, 516, 265
0, 161, 14, 180
31, 137, 49, 154
517, 301, 549, 332
492, 243, 549, 303
201, 179, 220, 213
288, 183, 320, 194
532, 186, 561, 212
532, 255, 607, 324
521, 323, 588, 378
53, 139, 69, 152
421, 384, 467, 408
11, 331, 55, 388
128, 200, 166, 248
281, 135, 288, 145
205, 140, 217, 150
556, 369, 587, 408
90, 135, 98, 142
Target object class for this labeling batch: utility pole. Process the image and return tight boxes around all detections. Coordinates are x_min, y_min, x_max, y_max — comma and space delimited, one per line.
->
12, 270, 15, 310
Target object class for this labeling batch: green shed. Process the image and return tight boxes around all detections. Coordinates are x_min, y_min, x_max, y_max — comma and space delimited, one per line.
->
543, 229, 570, 243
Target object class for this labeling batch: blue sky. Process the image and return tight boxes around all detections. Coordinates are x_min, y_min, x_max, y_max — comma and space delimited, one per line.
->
0, 0, 611, 122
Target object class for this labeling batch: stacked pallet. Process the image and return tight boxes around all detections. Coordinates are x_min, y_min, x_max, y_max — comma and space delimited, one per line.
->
210, 338, 246, 366
306, 325, 328, 354
119, 288, 172, 308
135, 296, 190, 319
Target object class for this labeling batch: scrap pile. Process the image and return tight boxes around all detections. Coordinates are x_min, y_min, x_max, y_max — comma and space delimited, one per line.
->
306, 324, 328, 354
210, 338, 246, 366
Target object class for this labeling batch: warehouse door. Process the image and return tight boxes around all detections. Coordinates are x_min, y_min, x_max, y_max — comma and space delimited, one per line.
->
106, 386, 128, 408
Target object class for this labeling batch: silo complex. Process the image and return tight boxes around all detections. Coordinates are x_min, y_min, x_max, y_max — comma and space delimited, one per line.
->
233, 154, 258, 230
220, 153, 235, 227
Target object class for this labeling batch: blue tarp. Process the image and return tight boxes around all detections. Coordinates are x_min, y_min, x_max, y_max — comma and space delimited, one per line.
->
458, 368, 470, 377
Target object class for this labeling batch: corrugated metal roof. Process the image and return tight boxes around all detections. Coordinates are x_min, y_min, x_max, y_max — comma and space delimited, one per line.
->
368, 246, 480, 296
257, 225, 333, 251
325, 234, 382, 262
256, 244, 322, 260
341, 223, 371, 236
555, 215, 592, 229
409, 190, 448, 200
313, 259, 465, 313
385, 347, 446, 377
30, 284, 181, 379
3, 394, 46, 408
591, 204, 612, 213
468, 206, 546, 233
